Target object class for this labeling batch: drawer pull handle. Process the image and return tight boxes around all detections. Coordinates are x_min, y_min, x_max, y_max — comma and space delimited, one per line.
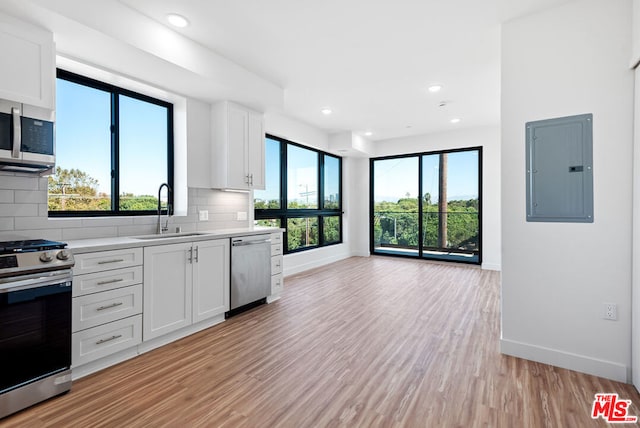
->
97, 259, 125, 265
95, 334, 122, 345
96, 278, 124, 286
275, 262, 281, 268
96, 302, 124, 311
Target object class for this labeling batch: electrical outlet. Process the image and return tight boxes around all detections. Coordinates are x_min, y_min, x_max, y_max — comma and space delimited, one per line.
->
198, 210, 209, 221
603, 303, 618, 321
237, 211, 247, 221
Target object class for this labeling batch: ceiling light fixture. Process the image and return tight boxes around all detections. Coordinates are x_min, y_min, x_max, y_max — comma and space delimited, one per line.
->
167, 13, 189, 28
450, 118, 461, 124
321, 108, 332, 115
365, 131, 373, 137
428, 84, 443, 93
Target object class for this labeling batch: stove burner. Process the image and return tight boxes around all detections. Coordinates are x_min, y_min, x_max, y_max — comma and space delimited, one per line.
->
0, 239, 67, 254
0, 239, 74, 279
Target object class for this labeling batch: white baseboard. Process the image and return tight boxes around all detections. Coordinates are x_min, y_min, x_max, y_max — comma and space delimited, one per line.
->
500, 338, 629, 383
284, 249, 351, 276
481, 262, 501, 271
350, 251, 371, 257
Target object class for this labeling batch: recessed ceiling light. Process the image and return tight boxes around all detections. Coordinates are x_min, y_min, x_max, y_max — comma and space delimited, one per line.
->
321, 108, 332, 115
167, 13, 189, 28
365, 131, 373, 136
450, 118, 461, 124
428, 84, 443, 93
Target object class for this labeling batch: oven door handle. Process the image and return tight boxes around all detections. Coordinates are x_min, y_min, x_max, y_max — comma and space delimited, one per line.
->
0, 270, 72, 293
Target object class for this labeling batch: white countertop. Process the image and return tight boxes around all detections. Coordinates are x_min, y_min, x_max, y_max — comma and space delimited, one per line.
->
66, 227, 285, 254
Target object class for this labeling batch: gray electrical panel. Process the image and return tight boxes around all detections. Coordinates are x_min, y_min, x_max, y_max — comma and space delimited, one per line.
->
525, 113, 593, 223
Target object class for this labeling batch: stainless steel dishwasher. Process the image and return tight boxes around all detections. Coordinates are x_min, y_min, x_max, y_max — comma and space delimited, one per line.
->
230, 234, 272, 314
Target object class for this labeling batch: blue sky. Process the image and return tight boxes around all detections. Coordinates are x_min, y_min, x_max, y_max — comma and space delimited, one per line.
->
255, 138, 341, 206
374, 150, 479, 203
56, 78, 168, 196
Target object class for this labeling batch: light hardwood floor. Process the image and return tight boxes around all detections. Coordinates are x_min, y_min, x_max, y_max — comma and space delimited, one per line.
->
4, 256, 639, 427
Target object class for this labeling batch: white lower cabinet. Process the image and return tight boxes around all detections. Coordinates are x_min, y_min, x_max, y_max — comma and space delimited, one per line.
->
143, 239, 230, 341
72, 248, 144, 369
270, 232, 284, 298
143, 243, 193, 341
193, 239, 230, 323
73, 284, 143, 331
72, 315, 142, 367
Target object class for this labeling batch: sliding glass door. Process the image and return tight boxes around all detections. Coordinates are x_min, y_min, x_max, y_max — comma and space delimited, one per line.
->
372, 157, 419, 256
371, 147, 481, 264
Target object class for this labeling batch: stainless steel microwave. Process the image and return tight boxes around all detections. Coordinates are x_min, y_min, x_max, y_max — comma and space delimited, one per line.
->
0, 99, 55, 174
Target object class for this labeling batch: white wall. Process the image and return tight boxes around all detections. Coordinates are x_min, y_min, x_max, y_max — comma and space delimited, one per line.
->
372, 125, 501, 270
633, 63, 640, 390
346, 157, 371, 257
501, 0, 634, 382
265, 112, 330, 153
633, 0, 640, 66
632, 0, 640, 390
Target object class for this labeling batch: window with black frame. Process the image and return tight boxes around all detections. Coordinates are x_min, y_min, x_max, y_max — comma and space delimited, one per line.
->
49, 69, 173, 216
254, 135, 342, 253
370, 147, 481, 264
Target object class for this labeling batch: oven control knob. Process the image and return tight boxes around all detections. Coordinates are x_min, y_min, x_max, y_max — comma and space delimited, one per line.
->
56, 250, 71, 261
39, 251, 54, 263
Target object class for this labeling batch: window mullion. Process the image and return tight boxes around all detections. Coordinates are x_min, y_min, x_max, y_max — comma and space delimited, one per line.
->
111, 92, 119, 212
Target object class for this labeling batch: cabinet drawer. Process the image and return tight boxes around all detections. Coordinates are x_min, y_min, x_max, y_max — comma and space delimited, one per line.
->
271, 243, 282, 257
72, 315, 142, 367
73, 284, 143, 332
271, 273, 283, 294
74, 248, 143, 275
271, 256, 283, 275
270, 233, 282, 244
73, 266, 142, 297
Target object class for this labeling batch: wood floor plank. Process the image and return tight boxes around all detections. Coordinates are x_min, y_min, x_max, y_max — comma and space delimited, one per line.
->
2, 256, 639, 427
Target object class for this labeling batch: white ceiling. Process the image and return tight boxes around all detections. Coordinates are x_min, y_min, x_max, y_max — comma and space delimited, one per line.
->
64, 0, 575, 141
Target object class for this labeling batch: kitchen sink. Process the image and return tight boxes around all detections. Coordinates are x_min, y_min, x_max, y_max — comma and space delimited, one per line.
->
131, 232, 209, 240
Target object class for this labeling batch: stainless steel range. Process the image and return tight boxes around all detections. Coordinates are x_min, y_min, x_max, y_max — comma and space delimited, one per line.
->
0, 239, 74, 419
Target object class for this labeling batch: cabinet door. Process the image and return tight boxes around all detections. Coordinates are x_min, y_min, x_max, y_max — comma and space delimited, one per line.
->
227, 104, 249, 189
247, 111, 265, 190
0, 13, 54, 109
192, 239, 230, 322
143, 243, 193, 341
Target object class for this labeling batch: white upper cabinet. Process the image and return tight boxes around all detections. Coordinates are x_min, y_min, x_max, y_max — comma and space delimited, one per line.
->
247, 110, 265, 189
211, 101, 265, 190
0, 12, 54, 109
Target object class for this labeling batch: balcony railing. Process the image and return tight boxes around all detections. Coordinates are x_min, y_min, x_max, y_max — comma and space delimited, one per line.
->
373, 210, 479, 256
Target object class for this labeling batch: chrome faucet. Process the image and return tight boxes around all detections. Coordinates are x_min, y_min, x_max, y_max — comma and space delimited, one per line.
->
156, 183, 172, 234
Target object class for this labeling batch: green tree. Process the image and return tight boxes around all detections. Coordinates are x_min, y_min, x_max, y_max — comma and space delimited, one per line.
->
374, 197, 479, 253
48, 167, 108, 211
48, 167, 161, 212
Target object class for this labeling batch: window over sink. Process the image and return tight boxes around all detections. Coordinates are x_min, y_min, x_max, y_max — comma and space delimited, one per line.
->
48, 69, 174, 216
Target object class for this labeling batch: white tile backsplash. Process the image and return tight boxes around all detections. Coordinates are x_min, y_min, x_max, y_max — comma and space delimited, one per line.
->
0, 190, 14, 203
14, 190, 49, 204
0, 174, 40, 190
0, 172, 250, 241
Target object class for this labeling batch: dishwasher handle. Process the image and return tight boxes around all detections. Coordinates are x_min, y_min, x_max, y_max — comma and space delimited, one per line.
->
232, 238, 271, 247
